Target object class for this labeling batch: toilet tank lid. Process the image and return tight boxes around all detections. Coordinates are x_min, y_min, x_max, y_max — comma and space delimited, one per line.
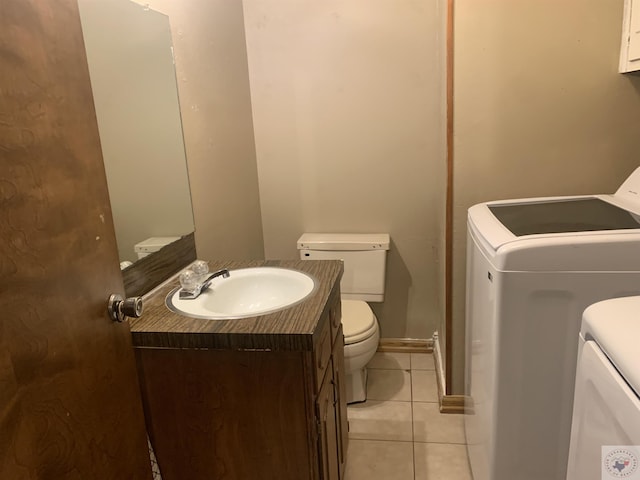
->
134, 236, 181, 253
297, 233, 390, 251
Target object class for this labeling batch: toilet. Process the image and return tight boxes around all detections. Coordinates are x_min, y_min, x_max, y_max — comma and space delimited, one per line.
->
134, 236, 181, 259
297, 233, 390, 403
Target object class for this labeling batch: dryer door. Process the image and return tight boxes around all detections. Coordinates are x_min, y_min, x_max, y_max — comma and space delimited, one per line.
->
567, 340, 640, 480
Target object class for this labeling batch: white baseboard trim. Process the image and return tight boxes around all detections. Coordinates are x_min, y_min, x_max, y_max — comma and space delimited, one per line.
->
433, 332, 446, 396
433, 331, 465, 414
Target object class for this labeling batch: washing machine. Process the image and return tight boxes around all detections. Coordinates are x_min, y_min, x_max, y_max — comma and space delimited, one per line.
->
465, 167, 640, 480
566, 296, 640, 480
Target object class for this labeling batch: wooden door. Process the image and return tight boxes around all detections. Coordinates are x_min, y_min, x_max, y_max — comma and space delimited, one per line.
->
0, 0, 153, 478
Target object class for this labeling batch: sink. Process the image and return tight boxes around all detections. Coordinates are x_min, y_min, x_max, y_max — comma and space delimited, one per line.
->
165, 267, 316, 319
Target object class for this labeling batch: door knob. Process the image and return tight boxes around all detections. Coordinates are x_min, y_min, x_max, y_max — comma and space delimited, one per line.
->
108, 294, 143, 322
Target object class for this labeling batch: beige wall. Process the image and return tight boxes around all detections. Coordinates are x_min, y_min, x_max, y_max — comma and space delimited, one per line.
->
138, 0, 264, 261
451, 0, 640, 393
243, 0, 447, 339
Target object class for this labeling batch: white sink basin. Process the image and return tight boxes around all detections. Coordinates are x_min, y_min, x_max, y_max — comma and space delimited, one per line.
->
166, 267, 316, 320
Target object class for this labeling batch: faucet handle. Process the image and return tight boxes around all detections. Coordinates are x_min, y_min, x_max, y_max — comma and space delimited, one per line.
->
179, 268, 230, 300
179, 269, 199, 293
192, 260, 209, 278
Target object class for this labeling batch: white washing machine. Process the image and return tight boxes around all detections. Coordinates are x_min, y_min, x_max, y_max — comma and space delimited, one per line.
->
566, 296, 640, 480
465, 167, 640, 480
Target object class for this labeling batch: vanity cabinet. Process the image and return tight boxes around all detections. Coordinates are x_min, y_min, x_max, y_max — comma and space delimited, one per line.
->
133, 264, 347, 480
315, 300, 348, 480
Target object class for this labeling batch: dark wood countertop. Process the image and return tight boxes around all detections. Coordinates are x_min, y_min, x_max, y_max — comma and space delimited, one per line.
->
130, 259, 343, 351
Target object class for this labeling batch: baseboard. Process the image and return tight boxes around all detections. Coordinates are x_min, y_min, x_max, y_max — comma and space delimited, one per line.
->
377, 335, 467, 413
377, 338, 433, 353
433, 332, 466, 414
440, 395, 465, 414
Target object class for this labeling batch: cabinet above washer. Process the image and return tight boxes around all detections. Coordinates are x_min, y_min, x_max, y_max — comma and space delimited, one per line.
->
620, 0, 640, 72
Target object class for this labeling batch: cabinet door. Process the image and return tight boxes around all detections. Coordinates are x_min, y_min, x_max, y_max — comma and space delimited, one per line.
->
317, 367, 340, 480
621, 0, 640, 71
332, 331, 349, 478
629, 0, 640, 63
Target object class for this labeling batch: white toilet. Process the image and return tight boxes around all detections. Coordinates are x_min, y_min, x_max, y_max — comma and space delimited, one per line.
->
297, 233, 390, 404
134, 236, 181, 259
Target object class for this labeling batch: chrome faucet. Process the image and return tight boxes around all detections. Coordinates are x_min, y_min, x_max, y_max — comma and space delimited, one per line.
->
179, 268, 230, 299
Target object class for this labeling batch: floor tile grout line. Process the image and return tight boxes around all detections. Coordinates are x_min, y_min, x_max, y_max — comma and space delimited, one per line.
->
413, 366, 418, 480
409, 368, 417, 480
413, 440, 469, 445
366, 367, 413, 403
360, 399, 413, 403
348, 437, 416, 444
409, 353, 416, 480
366, 367, 436, 373
367, 366, 432, 373
345, 373, 471, 479
347, 354, 470, 479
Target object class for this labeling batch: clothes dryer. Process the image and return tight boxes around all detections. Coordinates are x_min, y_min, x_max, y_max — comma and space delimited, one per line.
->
566, 296, 640, 480
465, 167, 640, 480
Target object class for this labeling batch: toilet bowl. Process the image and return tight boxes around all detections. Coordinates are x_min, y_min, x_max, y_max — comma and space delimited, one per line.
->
342, 299, 380, 404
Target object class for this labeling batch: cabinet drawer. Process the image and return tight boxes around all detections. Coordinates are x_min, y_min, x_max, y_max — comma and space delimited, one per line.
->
314, 314, 332, 391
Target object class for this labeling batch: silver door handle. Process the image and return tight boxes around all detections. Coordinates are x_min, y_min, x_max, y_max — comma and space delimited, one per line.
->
108, 294, 143, 322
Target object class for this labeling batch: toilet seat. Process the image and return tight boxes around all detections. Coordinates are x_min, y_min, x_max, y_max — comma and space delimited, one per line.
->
341, 300, 377, 345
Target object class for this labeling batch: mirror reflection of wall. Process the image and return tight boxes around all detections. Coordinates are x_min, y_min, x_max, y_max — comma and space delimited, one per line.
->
78, 0, 195, 264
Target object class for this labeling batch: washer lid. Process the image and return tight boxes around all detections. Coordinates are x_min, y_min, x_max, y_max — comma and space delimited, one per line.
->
488, 197, 640, 237
467, 195, 640, 272
582, 296, 640, 397
341, 299, 376, 344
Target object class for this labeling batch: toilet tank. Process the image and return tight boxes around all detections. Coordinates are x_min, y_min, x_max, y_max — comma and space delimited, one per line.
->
297, 233, 390, 302
134, 236, 181, 259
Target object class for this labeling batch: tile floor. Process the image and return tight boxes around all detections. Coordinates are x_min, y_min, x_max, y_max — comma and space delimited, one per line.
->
344, 352, 472, 480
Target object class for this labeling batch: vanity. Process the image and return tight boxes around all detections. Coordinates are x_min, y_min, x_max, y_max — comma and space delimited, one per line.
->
130, 259, 347, 480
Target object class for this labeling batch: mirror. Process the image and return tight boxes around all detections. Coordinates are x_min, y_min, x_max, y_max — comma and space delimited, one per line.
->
78, 0, 194, 265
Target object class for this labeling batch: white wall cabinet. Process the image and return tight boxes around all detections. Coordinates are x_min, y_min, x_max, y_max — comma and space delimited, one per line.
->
620, 0, 640, 72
